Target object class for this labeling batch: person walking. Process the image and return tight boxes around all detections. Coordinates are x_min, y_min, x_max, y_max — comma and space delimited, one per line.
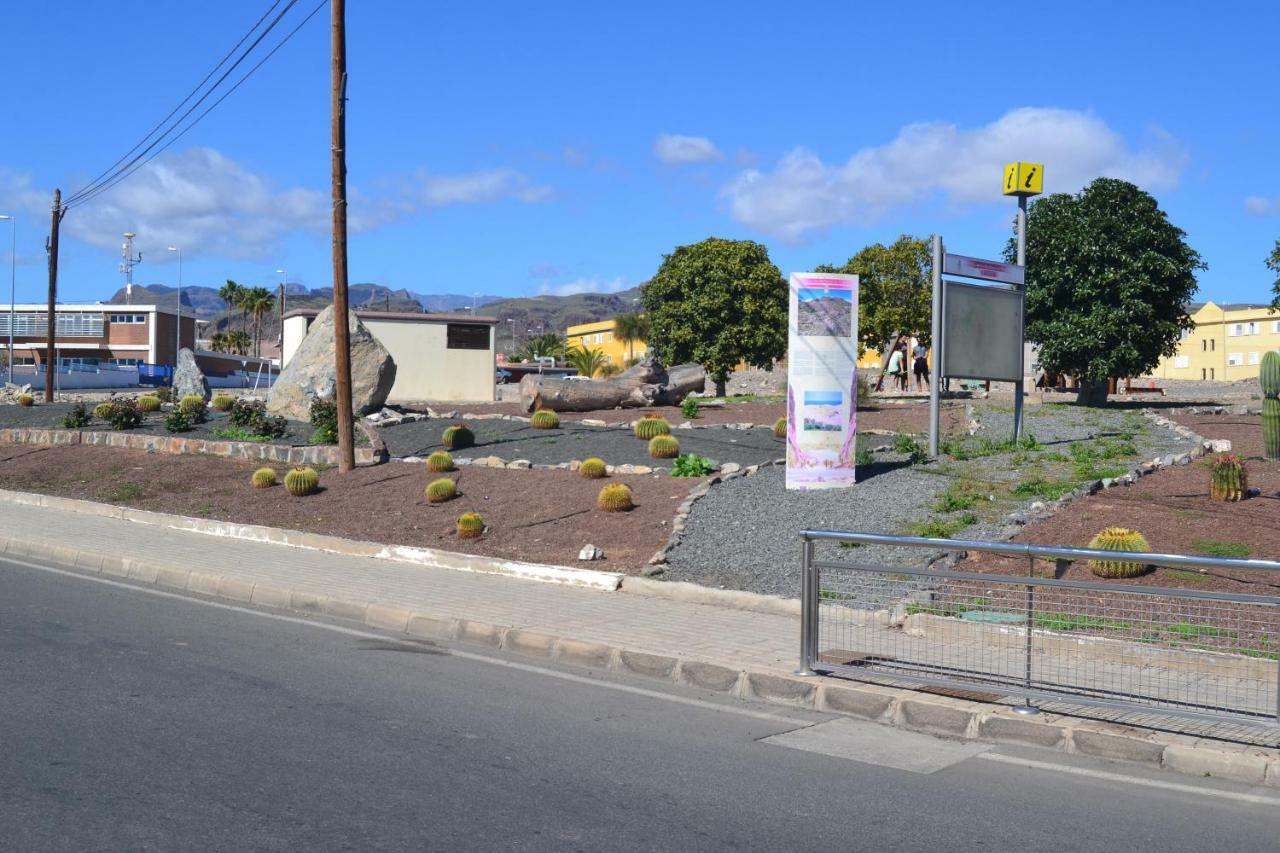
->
886, 344, 906, 394
912, 340, 929, 392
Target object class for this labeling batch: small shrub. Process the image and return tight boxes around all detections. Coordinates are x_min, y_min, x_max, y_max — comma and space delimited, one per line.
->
773, 417, 786, 439
425, 477, 458, 503
62, 402, 91, 429
251, 467, 277, 488
105, 398, 143, 431
893, 433, 928, 464
228, 398, 286, 439
597, 483, 634, 512
442, 423, 474, 450
211, 394, 235, 412
670, 453, 713, 477
854, 448, 873, 466
152, 387, 173, 403
17, 393, 34, 407
680, 397, 700, 420
648, 434, 680, 459
907, 513, 977, 539
425, 451, 454, 473
137, 395, 162, 413
530, 409, 560, 429
93, 401, 115, 420
1209, 454, 1247, 502
164, 408, 192, 433
457, 512, 485, 538
579, 457, 607, 479
1087, 527, 1152, 579
634, 416, 670, 440
284, 466, 320, 496
309, 399, 339, 444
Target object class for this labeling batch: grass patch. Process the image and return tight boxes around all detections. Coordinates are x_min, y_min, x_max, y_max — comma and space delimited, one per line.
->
905, 596, 990, 618
1163, 569, 1212, 584
1034, 613, 1132, 632
939, 433, 1040, 461
1169, 622, 1237, 639
215, 427, 279, 444
1011, 476, 1076, 500
855, 448, 874, 467
933, 481, 988, 513
1191, 539, 1252, 559
906, 513, 978, 539
100, 483, 146, 503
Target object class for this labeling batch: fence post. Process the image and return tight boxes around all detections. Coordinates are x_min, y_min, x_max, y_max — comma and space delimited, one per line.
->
1014, 555, 1041, 715
796, 537, 818, 676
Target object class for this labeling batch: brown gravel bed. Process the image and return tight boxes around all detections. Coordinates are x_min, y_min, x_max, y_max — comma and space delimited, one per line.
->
0, 445, 694, 572
1168, 411, 1268, 458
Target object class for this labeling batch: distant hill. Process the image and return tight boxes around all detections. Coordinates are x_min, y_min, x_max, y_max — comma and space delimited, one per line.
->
481, 287, 645, 345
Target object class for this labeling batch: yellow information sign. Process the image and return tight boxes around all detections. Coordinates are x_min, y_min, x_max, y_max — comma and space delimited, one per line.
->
1002, 162, 1043, 196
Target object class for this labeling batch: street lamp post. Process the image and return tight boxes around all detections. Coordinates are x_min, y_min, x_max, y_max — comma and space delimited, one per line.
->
276, 269, 286, 351
0, 214, 14, 384
167, 246, 182, 368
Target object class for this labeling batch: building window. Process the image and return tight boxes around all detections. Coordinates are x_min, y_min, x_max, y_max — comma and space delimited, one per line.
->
1228, 324, 1242, 337
108, 357, 142, 367
0, 312, 104, 337
1210, 368, 1215, 380
446, 323, 490, 350
1174, 356, 1189, 368
1201, 368, 1206, 380
1273, 321, 1280, 334
1210, 339, 1215, 351
1248, 352, 1260, 365
1227, 352, 1243, 366
108, 314, 146, 324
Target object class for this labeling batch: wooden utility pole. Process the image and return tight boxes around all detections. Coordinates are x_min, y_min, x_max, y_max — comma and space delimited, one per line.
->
331, 0, 355, 471
44, 189, 63, 402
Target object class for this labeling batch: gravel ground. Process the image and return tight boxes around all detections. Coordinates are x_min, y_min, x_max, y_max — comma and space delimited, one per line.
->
663, 403, 1203, 597
0, 400, 320, 445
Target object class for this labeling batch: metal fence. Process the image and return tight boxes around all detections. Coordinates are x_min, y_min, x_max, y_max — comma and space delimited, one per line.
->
798, 531, 1280, 727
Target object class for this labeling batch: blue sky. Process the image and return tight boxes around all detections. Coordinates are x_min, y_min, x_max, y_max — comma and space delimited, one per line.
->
2, 1, 1278, 306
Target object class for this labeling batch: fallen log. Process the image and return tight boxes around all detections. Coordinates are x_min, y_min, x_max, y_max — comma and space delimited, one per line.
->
518, 357, 706, 412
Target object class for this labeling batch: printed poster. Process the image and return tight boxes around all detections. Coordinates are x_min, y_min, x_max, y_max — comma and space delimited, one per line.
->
785, 272, 859, 490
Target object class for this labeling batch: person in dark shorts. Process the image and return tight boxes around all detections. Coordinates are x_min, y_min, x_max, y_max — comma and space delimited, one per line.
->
912, 341, 929, 392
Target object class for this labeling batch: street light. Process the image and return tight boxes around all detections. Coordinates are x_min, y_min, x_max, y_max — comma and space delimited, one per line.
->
167, 246, 182, 368
0, 214, 14, 384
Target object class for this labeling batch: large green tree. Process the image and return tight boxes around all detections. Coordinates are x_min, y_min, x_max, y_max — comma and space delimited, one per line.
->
1007, 178, 1204, 404
1266, 239, 1280, 311
817, 235, 931, 357
642, 237, 787, 396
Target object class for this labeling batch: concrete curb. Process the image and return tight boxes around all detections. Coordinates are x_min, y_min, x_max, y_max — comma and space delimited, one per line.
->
3, 532, 1275, 789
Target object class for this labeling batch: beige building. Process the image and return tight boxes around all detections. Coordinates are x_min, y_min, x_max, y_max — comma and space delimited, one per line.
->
282, 309, 497, 403
1152, 302, 1280, 382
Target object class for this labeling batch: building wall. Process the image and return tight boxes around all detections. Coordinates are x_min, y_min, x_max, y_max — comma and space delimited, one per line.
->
366, 318, 495, 402
1152, 303, 1280, 382
566, 319, 646, 370
282, 315, 310, 366
152, 313, 197, 365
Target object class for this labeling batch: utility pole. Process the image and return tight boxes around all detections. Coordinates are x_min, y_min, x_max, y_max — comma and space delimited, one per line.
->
44, 190, 63, 402
331, 0, 355, 472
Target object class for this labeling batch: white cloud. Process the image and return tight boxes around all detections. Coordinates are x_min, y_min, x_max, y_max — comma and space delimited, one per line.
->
721, 107, 1190, 242
538, 276, 629, 297
1244, 196, 1280, 216
654, 134, 723, 165
413, 168, 552, 206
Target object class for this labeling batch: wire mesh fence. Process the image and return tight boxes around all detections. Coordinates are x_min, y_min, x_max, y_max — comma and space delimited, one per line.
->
799, 532, 1280, 728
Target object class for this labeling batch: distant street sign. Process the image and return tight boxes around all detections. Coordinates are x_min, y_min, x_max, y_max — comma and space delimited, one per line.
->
942, 253, 1025, 286
1002, 161, 1043, 196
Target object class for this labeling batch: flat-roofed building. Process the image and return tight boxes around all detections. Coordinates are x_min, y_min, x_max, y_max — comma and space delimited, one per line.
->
1151, 301, 1280, 382
0, 303, 196, 368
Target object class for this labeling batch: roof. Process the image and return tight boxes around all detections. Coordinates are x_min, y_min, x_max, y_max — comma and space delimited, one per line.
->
9, 302, 184, 316
566, 319, 617, 333
283, 308, 498, 325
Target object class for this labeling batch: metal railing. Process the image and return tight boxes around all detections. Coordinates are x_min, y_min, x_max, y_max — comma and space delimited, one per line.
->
798, 531, 1280, 727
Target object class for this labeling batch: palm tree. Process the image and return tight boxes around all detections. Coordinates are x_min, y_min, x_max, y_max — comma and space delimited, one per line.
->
565, 345, 607, 378
613, 312, 650, 365
209, 331, 230, 353
228, 330, 252, 356
219, 280, 243, 337
242, 286, 276, 357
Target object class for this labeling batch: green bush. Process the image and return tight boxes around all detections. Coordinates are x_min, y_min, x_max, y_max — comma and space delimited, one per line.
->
228, 398, 286, 439
164, 408, 193, 433
62, 402, 91, 429
680, 397, 699, 420
309, 399, 339, 444
105, 398, 144, 431
670, 454, 713, 477
151, 387, 173, 403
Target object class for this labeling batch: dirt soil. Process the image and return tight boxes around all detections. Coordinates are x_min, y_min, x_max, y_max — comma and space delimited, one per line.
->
1168, 411, 1268, 458
0, 400, 323, 445
0, 445, 693, 571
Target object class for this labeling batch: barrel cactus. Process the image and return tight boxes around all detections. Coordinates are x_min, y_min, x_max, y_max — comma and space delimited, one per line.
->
137, 395, 162, 413
1087, 527, 1152, 579
178, 394, 206, 415
17, 393, 34, 407
425, 451, 454, 473
251, 467, 278, 488
456, 512, 485, 538
597, 483, 634, 512
579, 457, 607, 479
425, 477, 458, 503
648, 434, 680, 459
530, 409, 560, 429
773, 417, 786, 439
284, 466, 320, 496
442, 423, 474, 450
634, 416, 671, 440
211, 394, 235, 412
1262, 350, 1280, 460
1209, 454, 1247, 502
94, 401, 115, 419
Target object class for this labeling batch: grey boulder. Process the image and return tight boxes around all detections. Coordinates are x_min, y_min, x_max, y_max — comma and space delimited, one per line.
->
173, 348, 210, 401
267, 306, 396, 420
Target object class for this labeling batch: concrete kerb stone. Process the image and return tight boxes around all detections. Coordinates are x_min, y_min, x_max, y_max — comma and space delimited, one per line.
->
1162, 742, 1271, 786
503, 629, 558, 659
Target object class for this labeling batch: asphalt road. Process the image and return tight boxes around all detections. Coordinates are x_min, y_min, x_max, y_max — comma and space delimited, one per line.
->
2, 557, 1277, 852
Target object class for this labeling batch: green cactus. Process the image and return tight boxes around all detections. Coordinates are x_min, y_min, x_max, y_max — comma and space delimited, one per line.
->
94, 401, 116, 420
597, 483, 634, 512
634, 416, 671, 440
579, 457, 607, 479
17, 393, 34, 407
284, 466, 320, 496
425, 477, 458, 503
530, 409, 560, 429
442, 423, 474, 450
425, 451, 454, 473
251, 467, 278, 488
1262, 351, 1280, 460
137, 395, 162, 413
178, 394, 206, 415
1209, 454, 1247, 502
456, 512, 485, 538
773, 417, 786, 439
648, 434, 680, 459
1087, 527, 1152, 579
211, 394, 235, 412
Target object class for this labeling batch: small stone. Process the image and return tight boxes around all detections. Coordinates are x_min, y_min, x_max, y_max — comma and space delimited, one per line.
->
569, 459, 581, 471
615, 464, 636, 474
631, 465, 653, 474
581, 418, 607, 427
1205, 439, 1232, 453
578, 544, 604, 561
720, 462, 742, 475
1008, 510, 1029, 524
507, 459, 532, 470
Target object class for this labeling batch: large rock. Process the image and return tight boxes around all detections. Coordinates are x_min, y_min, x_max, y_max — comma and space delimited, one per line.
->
173, 348, 210, 401
267, 306, 396, 420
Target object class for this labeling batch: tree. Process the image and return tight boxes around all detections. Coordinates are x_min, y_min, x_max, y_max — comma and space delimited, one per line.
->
816, 235, 931, 358
209, 331, 230, 353
613, 312, 650, 364
1266, 240, 1280, 311
514, 332, 565, 364
241, 286, 276, 357
218, 280, 243, 335
227, 330, 251, 356
643, 237, 787, 396
565, 345, 607, 378
1008, 178, 1204, 404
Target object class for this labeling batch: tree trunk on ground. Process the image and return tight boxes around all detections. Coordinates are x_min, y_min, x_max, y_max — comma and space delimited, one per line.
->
518, 355, 705, 412
1075, 378, 1109, 406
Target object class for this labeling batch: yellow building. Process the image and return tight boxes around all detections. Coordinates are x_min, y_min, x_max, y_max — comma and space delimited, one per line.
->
1152, 302, 1280, 382
565, 319, 647, 369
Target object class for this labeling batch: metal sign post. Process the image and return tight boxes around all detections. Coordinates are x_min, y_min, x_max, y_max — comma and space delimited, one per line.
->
1003, 161, 1043, 442
928, 235, 943, 457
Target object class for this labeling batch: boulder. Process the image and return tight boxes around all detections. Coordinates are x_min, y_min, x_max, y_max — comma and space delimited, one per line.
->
173, 348, 210, 402
267, 306, 396, 421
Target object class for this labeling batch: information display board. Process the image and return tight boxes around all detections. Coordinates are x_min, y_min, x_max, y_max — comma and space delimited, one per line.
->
940, 279, 1024, 382
785, 273, 859, 490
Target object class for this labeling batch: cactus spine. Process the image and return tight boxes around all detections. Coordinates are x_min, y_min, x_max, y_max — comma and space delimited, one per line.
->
1262, 351, 1280, 460
530, 409, 560, 429
456, 512, 485, 538
1209, 454, 1247, 502
425, 451, 454, 472
425, 477, 458, 503
579, 457, 607, 479
634, 416, 671, 440
284, 466, 320, 496
597, 483, 634, 512
1086, 527, 1152, 579
251, 467, 278, 488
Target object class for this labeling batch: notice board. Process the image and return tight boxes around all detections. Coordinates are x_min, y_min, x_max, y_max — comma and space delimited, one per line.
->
941, 279, 1024, 383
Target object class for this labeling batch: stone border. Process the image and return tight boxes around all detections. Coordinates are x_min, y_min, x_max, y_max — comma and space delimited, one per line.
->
0, 425, 384, 466
4, 532, 1274, 787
